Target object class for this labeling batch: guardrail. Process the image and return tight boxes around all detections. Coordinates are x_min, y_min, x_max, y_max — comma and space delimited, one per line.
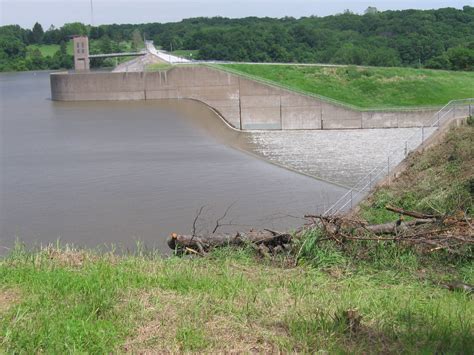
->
323, 98, 474, 216
89, 51, 146, 59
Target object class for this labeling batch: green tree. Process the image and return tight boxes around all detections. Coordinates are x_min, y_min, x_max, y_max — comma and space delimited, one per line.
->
365, 7, 378, 15
30, 22, 44, 44
131, 29, 143, 52
426, 54, 451, 70
446, 46, 474, 71
26, 48, 46, 69
0, 35, 26, 58
50, 40, 72, 69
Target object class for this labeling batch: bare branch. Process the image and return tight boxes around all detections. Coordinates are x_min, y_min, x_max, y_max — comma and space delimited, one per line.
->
192, 205, 206, 238
212, 201, 237, 234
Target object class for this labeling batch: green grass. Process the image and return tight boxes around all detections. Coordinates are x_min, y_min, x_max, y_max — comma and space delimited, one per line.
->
26, 42, 74, 57
359, 124, 474, 224
1, 243, 472, 353
218, 64, 474, 109
146, 62, 173, 72
171, 50, 199, 60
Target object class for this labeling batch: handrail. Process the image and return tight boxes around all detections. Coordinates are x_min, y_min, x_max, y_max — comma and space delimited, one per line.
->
323, 98, 474, 216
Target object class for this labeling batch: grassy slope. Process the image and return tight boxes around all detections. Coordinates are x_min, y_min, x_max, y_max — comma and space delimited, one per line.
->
171, 49, 199, 59
220, 64, 474, 109
1, 243, 472, 353
359, 123, 474, 224
26, 42, 74, 57
146, 63, 173, 72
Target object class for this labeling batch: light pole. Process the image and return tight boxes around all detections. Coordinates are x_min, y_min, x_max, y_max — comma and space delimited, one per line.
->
90, 0, 94, 26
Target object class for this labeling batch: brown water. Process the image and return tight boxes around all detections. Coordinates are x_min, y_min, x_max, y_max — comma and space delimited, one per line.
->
0, 71, 347, 253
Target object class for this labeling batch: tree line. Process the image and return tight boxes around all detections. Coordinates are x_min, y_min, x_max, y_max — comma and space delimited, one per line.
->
1, 6, 473, 72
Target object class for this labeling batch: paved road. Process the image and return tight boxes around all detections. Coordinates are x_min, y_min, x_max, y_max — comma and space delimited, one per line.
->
113, 41, 190, 72
113, 41, 351, 72
145, 41, 190, 64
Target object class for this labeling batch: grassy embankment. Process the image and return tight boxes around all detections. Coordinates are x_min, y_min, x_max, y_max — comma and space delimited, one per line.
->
218, 64, 474, 109
26, 42, 74, 57
1, 125, 473, 353
359, 121, 474, 224
171, 49, 199, 60
146, 62, 173, 72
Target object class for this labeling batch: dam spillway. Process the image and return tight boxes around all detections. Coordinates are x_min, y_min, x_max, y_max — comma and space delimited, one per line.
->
50, 65, 440, 131
2, 71, 351, 252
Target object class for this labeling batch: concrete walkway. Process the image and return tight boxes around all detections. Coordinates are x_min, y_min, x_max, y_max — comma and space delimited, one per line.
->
145, 41, 190, 64
113, 41, 190, 72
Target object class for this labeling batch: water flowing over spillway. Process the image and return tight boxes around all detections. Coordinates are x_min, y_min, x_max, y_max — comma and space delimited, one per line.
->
241, 128, 429, 187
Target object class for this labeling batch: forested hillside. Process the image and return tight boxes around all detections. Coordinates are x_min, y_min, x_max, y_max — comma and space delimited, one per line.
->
1, 6, 473, 72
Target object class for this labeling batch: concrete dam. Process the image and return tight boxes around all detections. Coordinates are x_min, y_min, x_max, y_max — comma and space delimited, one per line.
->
50, 65, 438, 130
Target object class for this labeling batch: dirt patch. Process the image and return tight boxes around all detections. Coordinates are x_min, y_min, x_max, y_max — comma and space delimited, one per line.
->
204, 314, 286, 353
123, 290, 193, 353
0, 288, 20, 313
376, 75, 427, 83
322, 67, 339, 76
337, 325, 400, 354
44, 247, 117, 268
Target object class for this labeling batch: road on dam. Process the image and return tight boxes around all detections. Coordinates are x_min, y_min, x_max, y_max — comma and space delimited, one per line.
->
1, 71, 349, 252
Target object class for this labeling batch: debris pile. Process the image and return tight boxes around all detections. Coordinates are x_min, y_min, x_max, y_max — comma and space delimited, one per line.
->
304, 205, 473, 256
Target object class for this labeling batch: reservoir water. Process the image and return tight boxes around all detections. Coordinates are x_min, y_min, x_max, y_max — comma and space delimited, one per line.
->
1, 71, 347, 252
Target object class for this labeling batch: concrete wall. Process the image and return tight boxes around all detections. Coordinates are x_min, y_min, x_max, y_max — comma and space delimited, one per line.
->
51, 66, 442, 130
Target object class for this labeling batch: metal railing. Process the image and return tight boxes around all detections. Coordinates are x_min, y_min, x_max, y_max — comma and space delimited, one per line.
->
323, 98, 474, 216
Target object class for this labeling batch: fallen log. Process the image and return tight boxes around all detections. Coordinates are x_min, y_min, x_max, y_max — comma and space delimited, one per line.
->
385, 205, 441, 219
356, 218, 436, 235
167, 230, 292, 254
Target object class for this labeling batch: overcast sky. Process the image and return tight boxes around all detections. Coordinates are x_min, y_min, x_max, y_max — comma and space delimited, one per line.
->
1, 0, 471, 28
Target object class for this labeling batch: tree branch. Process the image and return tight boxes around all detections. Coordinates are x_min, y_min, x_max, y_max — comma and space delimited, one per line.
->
192, 205, 206, 238
212, 201, 236, 234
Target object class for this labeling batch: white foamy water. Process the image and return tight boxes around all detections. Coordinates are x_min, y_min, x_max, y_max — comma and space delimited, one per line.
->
244, 127, 434, 187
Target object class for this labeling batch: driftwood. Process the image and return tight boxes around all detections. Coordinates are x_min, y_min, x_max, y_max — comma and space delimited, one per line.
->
167, 229, 292, 256
170, 204, 471, 258
385, 205, 441, 220
441, 281, 474, 294
358, 218, 436, 235
302, 205, 473, 256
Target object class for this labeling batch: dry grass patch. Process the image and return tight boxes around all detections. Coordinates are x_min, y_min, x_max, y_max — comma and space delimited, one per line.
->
0, 288, 20, 314
43, 246, 120, 268
123, 274, 301, 352
123, 289, 189, 352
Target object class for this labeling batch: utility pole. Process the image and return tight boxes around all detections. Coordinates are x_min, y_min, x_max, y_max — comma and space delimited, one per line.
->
90, 0, 94, 26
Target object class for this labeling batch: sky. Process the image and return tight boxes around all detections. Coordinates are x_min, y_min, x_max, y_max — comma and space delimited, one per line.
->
0, 0, 471, 28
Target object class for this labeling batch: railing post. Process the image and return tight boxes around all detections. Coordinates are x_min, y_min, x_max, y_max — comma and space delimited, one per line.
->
404, 141, 408, 156
350, 190, 353, 209
421, 126, 425, 143
387, 157, 390, 185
